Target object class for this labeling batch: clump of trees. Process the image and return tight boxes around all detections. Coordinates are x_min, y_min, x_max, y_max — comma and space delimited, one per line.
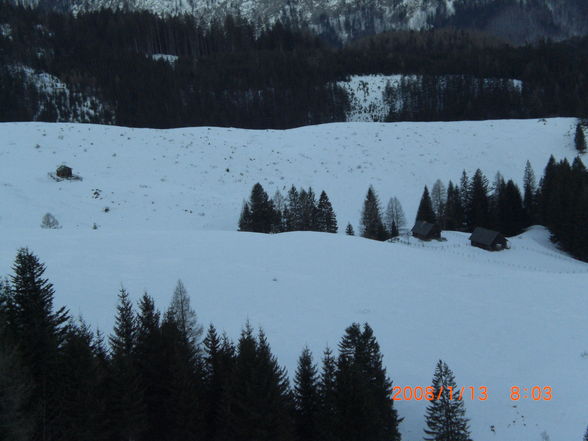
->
0, 248, 409, 441
418, 156, 588, 261
239, 183, 337, 234
360, 186, 406, 241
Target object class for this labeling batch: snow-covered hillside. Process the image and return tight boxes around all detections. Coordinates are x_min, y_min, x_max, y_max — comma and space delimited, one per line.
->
0, 228, 587, 441
0, 118, 578, 232
1, 118, 587, 441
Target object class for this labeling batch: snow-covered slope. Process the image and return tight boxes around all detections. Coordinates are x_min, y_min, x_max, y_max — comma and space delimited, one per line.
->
0, 118, 578, 232
0, 228, 587, 441
1, 118, 586, 441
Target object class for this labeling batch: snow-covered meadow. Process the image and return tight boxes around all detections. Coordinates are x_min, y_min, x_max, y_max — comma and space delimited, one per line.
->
1, 118, 587, 441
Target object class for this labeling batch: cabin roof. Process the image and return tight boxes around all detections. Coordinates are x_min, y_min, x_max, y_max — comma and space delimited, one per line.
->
469, 227, 502, 246
412, 220, 437, 236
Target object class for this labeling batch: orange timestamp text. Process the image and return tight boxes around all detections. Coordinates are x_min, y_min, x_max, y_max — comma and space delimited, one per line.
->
392, 386, 553, 401
392, 386, 488, 401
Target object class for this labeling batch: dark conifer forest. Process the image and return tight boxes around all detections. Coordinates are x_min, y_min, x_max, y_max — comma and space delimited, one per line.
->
1, 1, 588, 128
0, 248, 410, 441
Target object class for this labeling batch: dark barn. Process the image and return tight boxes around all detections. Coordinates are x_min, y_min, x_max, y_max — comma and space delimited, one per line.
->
469, 227, 509, 251
411, 221, 441, 241
56, 165, 73, 179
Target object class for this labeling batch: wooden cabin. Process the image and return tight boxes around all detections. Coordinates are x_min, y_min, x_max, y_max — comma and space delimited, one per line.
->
469, 227, 508, 251
411, 221, 441, 241
56, 165, 73, 179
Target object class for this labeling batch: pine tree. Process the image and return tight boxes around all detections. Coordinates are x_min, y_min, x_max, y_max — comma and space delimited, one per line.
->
416, 186, 437, 224
444, 181, 464, 231
467, 169, 490, 230
238, 202, 253, 232
523, 160, 537, 226
575, 123, 586, 153
361, 186, 388, 241
203, 325, 235, 441
345, 223, 355, 236
293, 347, 320, 441
316, 191, 338, 233
336, 323, 401, 441
0, 298, 31, 441
57, 319, 106, 441
6, 248, 69, 441
424, 360, 471, 441
497, 180, 525, 236
285, 185, 301, 231
228, 323, 294, 441
135, 293, 165, 441
318, 347, 338, 441
248, 183, 276, 233
108, 288, 146, 441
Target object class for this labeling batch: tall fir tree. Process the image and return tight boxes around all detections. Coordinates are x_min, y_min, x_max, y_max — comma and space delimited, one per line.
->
318, 347, 338, 441
248, 183, 277, 233
108, 288, 146, 441
416, 186, 437, 224
6, 248, 69, 441
316, 190, 338, 233
523, 160, 538, 226
168, 280, 203, 348
361, 186, 388, 241
336, 323, 401, 441
466, 169, 490, 230
293, 347, 320, 441
285, 185, 302, 232
444, 181, 464, 230
424, 360, 471, 441
575, 122, 586, 153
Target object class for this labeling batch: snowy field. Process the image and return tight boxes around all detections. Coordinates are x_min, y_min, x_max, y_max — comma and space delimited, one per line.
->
1, 118, 587, 441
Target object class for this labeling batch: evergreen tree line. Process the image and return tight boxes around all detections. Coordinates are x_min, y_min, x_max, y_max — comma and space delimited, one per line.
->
1, 2, 588, 128
239, 183, 337, 233
0, 247, 483, 441
414, 155, 588, 261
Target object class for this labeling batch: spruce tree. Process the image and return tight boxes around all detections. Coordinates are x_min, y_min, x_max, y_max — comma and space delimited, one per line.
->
248, 183, 276, 233
336, 323, 401, 441
6, 248, 69, 441
238, 202, 253, 232
293, 347, 320, 441
497, 180, 525, 236
345, 223, 355, 236
523, 160, 537, 226
416, 186, 437, 224
135, 293, 165, 441
318, 347, 338, 441
444, 182, 464, 231
361, 186, 388, 241
575, 123, 586, 153
316, 190, 338, 233
424, 360, 471, 441
57, 319, 106, 441
0, 298, 31, 441
285, 185, 301, 231
466, 169, 490, 230
108, 288, 146, 441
